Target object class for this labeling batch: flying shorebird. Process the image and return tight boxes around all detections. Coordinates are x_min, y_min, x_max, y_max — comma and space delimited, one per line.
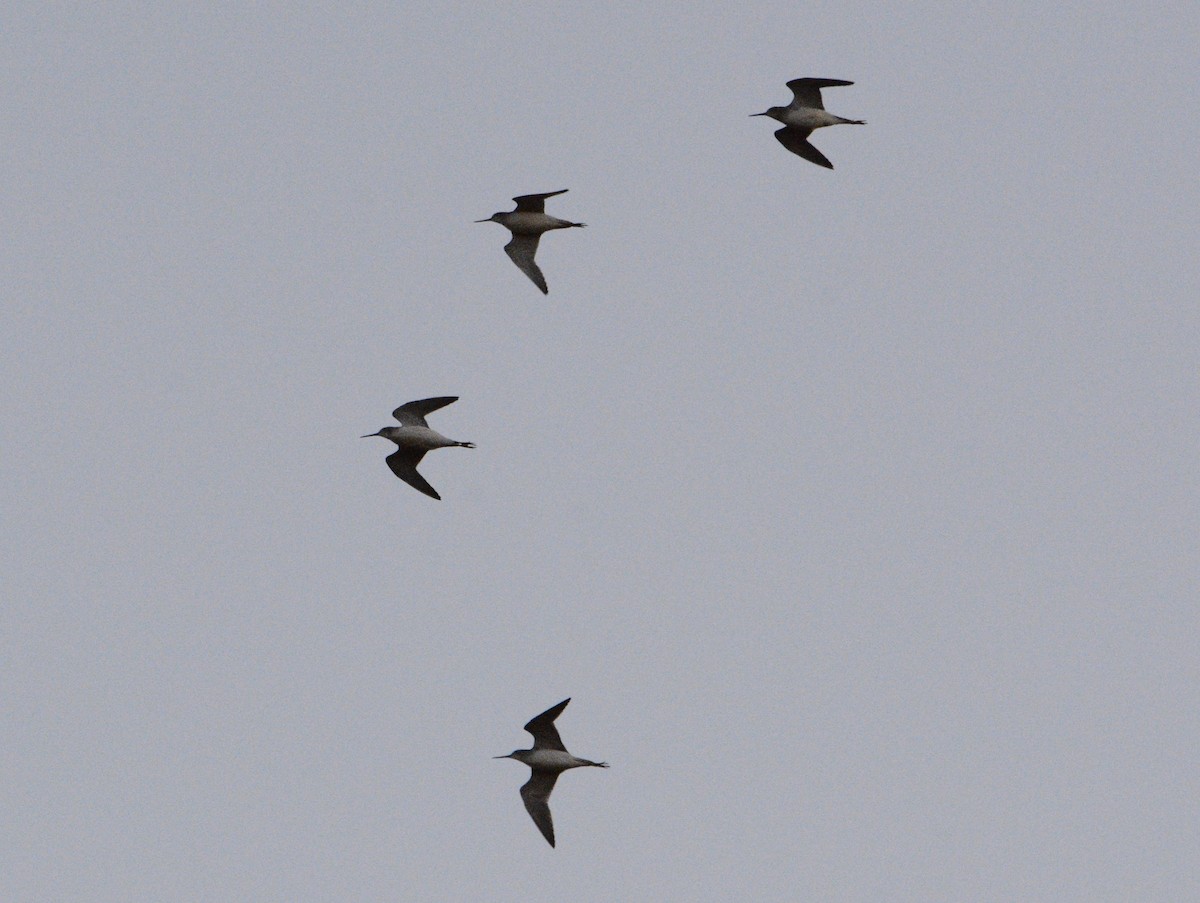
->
752, 77, 865, 169
360, 397, 475, 500
476, 190, 586, 294
495, 698, 608, 847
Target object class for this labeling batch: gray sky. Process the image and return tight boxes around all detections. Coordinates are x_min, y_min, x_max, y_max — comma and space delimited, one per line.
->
4, 2, 1198, 900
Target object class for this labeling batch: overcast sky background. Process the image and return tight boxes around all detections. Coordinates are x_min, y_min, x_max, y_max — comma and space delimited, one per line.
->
4, 3, 1199, 900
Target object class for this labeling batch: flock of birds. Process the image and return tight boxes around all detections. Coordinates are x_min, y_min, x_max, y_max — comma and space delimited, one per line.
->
367, 76, 865, 847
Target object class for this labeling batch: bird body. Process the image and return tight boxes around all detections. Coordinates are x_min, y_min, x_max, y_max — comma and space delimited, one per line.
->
488, 209, 581, 236
753, 77, 864, 169
504, 747, 605, 772
361, 397, 475, 500
477, 190, 585, 294
495, 698, 607, 847
768, 105, 849, 131
370, 424, 465, 452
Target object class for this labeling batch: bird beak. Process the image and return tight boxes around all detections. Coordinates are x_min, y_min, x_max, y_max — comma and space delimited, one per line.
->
749, 112, 768, 117
493, 754, 512, 759
360, 433, 377, 439
474, 218, 490, 223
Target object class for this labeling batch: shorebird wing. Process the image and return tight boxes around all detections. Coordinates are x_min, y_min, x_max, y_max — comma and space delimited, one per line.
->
785, 77, 853, 110
385, 449, 440, 500
525, 698, 570, 751
504, 234, 548, 294
775, 127, 834, 169
512, 189, 568, 213
520, 770, 560, 847
392, 396, 458, 427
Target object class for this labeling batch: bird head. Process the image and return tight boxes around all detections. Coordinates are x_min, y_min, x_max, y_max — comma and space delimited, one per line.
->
360, 427, 399, 440
750, 107, 786, 122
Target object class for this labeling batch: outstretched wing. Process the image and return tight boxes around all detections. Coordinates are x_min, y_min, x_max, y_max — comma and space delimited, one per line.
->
775, 127, 834, 169
504, 234, 548, 294
524, 698, 570, 750
785, 77, 853, 110
512, 189, 569, 213
385, 449, 440, 500
392, 396, 458, 426
520, 770, 560, 847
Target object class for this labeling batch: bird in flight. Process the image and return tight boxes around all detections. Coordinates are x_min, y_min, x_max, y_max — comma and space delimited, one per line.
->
360, 397, 475, 500
476, 190, 586, 294
752, 77, 865, 169
495, 698, 608, 847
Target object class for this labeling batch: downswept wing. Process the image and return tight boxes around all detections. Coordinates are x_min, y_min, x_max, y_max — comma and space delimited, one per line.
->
385, 449, 440, 500
392, 396, 459, 427
512, 189, 569, 213
520, 770, 560, 847
525, 698, 570, 751
775, 127, 834, 169
504, 234, 548, 294
785, 77, 854, 110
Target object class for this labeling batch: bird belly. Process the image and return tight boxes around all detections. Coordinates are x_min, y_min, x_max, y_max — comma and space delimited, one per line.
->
784, 108, 840, 130
525, 749, 582, 771
395, 426, 457, 450
504, 212, 559, 235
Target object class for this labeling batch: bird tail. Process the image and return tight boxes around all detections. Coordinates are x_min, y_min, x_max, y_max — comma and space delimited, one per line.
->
840, 118, 866, 125
458, 442, 477, 449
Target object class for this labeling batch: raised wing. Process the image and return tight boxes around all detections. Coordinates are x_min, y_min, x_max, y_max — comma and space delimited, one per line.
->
392, 396, 458, 426
785, 77, 853, 110
504, 234, 548, 294
524, 698, 570, 751
512, 189, 569, 213
775, 127, 834, 169
385, 449, 440, 500
520, 770, 560, 847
